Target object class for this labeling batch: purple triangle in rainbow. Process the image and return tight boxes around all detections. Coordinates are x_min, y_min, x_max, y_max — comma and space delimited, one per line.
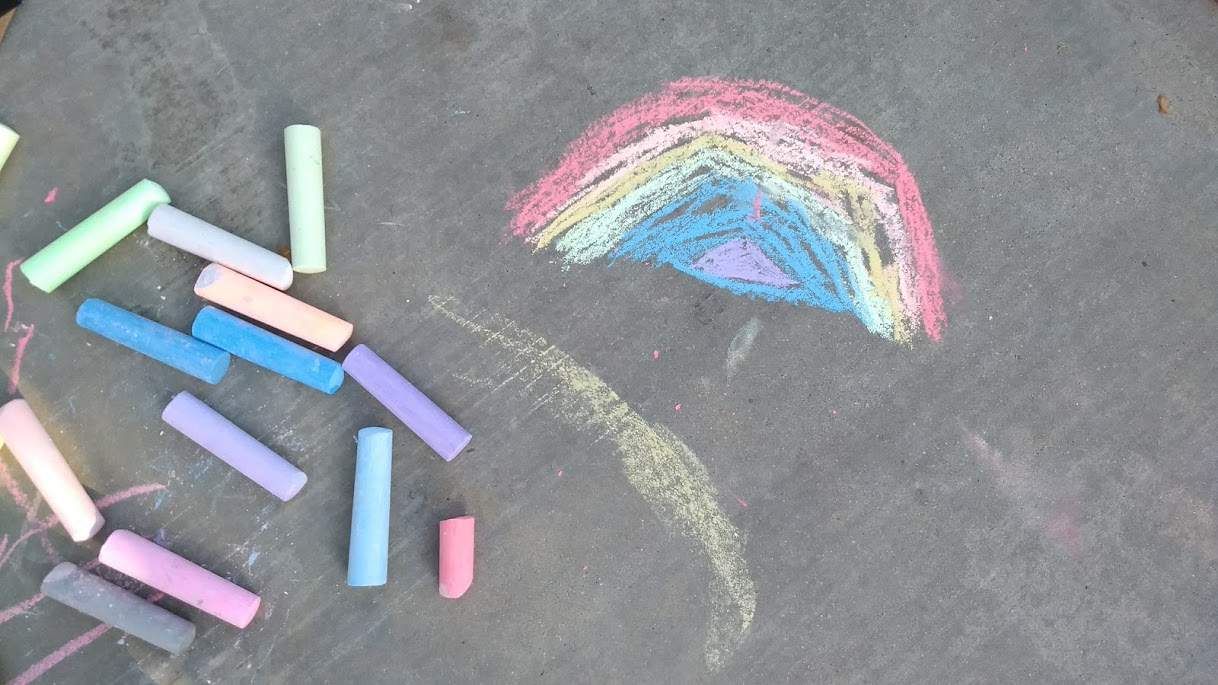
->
690, 238, 798, 288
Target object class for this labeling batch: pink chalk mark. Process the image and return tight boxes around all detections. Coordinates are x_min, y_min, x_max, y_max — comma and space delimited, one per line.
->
8, 623, 111, 685
734, 495, 748, 508
652, 350, 660, 360
674, 403, 682, 412
4, 259, 22, 332
0, 457, 58, 564
8, 323, 36, 393
0, 482, 166, 573
752, 188, 762, 220
506, 77, 945, 339
556, 469, 563, 478
43, 187, 58, 205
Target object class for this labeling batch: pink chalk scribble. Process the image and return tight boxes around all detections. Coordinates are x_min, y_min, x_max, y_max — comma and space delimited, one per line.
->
0, 457, 59, 565
43, 187, 58, 205
963, 427, 1083, 559
674, 403, 682, 412
652, 350, 660, 360
752, 188, 762, 221
9, 623, 111, 685
4, 258, 23, 332
0, 482, 166, 573
8, 322, 36, 393
733, 495, 748, 508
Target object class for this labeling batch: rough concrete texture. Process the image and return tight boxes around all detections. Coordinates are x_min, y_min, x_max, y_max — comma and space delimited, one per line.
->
0, 1, 1217, 682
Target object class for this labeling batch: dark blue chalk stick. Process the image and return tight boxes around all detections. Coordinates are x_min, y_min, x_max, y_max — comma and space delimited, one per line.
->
42, 562, 196, 654
76, 299, 230, 384
191, 306, 343, 394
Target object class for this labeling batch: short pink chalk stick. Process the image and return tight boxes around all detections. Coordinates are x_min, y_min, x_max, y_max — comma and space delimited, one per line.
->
99, 530, 260, 628
0, 399, 104, 542
194, 263, 353, 352
438, 516, 475, 599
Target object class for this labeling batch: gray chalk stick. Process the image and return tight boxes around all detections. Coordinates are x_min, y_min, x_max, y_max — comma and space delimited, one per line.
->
41, 562, 196, 654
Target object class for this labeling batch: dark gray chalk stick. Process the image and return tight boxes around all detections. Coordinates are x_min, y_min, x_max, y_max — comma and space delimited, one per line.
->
40, 562, 196, 654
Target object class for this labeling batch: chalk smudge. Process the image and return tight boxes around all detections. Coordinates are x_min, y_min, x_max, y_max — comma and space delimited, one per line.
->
43, 187, 58, 205
725, 317, 763, 378
4, 259, 22, 331
507, 77, 945, 342
430, 295, 755, 670
962, 428, 1082, 559
8, 323, 35, 393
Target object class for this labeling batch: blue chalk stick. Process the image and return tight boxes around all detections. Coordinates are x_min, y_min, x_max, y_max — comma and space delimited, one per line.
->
348, 427, 392, 587
191, 306, 343, 394
76, 299, 230, 384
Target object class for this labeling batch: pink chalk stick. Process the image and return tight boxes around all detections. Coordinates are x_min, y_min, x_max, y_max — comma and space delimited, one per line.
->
194, 263, 353, 352
99, 530, 260, 628
438, 516, 474, 599
0, 399, 104, 542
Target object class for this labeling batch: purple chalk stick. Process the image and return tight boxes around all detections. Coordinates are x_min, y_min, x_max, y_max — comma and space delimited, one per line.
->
161, 391, 307, 501
342, 344, 472, 461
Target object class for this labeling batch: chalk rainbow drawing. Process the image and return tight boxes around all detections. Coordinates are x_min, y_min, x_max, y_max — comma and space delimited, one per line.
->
507, 77, 945, 342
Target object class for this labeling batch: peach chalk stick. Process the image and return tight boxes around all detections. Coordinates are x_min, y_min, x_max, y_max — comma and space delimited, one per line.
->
438, 516, 475, 599
99, 530, 260, 628
194, 264, 353, 352
0, 400, 103, 542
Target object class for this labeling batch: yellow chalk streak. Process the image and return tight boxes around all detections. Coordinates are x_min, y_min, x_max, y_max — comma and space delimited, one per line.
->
429, 295, 756, 671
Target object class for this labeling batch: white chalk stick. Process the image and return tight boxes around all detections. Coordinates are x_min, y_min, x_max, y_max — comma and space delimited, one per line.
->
147, 205, 293, 290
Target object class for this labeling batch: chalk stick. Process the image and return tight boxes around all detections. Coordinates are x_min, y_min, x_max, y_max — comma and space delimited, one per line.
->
162, 391, 307, 502
0, 123, 17, 175
76, 299, 230, 385
191, 306, 343, 394
194, 264, 352, 351
41, 562, 196, 654
148, 205, 293, 290
347, 427, 391, 587
284, 125, 326, 274
438, 516, 475, 599
99, 530, 260, 628
342, 345, 471, 461
0, 399, 103, 542
21, 179, 169, 292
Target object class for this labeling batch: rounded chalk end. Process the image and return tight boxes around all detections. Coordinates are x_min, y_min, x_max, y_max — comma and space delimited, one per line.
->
269, 267, 293, 291
69, 511, 106, 542
168, 621, 197, 655
194, 263, 223, 292
135, 179, 172, 208
291, 261, 326, 275
200, 352, 231, 385
41, 561, 79, 591
233, 596, 261, 629
19, 260, 57, 293
321, 365, 344, 395
281, 471, 308, 502
442, 432, 473, 463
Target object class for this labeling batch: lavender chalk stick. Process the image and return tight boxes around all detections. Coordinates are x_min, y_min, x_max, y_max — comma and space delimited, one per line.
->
42, 562, 196, 654
342, 344, 471, 461
162, 391, 306, 501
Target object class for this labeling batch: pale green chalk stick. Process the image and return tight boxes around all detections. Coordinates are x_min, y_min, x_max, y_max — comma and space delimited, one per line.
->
0, 124, 18, 175
21, 179, 169, 292
284, 124, 326, 274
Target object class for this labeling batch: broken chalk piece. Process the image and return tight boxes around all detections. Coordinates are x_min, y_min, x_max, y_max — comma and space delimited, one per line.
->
191, 306, 343, 394
42, 562, 196, 655
99, 530, 261, 628
0, 123, 17, 176
348, 427, 391, 587
162, 391, 307, 502
21, 179, 169, 292
438, 516, 475, 599
342, 344, 471, 461
0, 399, 104, 542
76, 299, 230, 384
148, 205, 293, 290
284, 124, 326, 274
194, 263, 352, 351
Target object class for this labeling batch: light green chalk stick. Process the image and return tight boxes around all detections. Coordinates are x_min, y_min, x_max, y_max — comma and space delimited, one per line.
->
284, 124, 326, 274
0, 124, 18, 175
21, 179, 169, 292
